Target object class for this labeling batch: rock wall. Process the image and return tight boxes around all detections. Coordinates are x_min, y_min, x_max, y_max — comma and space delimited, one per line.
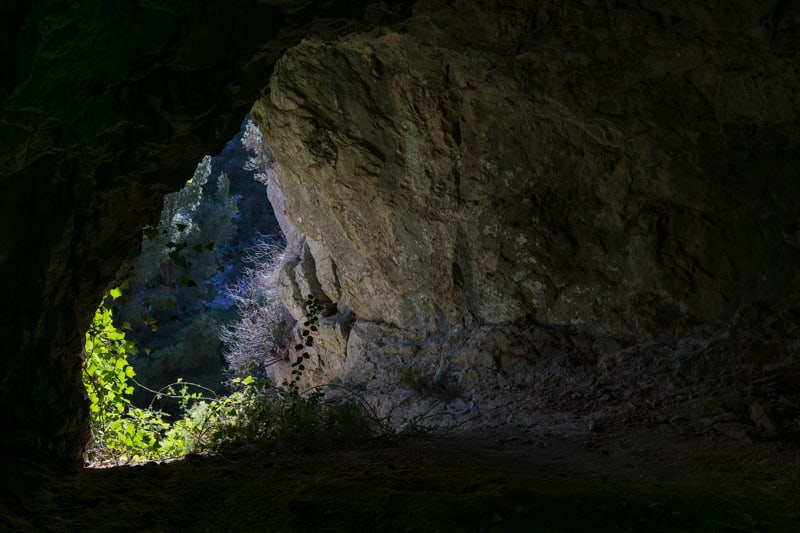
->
254, 0, 800, 423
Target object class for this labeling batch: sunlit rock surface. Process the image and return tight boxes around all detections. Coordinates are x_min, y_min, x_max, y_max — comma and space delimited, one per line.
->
255, 0, 800, 423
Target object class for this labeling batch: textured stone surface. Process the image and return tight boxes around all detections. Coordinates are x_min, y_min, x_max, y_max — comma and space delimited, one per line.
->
255, 0, 800, 421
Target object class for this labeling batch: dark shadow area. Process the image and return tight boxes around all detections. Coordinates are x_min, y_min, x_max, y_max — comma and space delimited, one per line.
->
3, 430, 799, 532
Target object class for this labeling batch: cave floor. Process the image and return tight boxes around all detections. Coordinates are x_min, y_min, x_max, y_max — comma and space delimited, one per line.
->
4, 422, 799, 532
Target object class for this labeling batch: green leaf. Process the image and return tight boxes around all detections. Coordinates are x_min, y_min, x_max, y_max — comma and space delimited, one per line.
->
109, 287, 123, 300
125, 366, 136, 378
168, 250, 188, 268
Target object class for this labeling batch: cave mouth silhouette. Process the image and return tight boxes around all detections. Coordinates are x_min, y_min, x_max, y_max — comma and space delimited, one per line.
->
81, 116, 288, 466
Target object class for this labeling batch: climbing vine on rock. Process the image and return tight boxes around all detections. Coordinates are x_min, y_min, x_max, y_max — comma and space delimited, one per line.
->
286, 295, 324, 391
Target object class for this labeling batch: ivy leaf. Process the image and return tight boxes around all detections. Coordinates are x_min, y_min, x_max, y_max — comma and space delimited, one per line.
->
176, 223, 187, 232
179, 276, 197, 288
168, 251, 188, 268
109, 287, 123, 300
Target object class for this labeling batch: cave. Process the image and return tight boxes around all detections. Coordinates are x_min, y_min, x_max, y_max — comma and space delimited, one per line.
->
2, 1, 799, 530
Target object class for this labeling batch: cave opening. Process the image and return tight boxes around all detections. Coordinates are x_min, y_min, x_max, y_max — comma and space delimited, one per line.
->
81, 116, 291, 466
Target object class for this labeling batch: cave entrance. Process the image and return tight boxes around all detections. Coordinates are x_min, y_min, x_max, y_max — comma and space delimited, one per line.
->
82, 117, 289, 466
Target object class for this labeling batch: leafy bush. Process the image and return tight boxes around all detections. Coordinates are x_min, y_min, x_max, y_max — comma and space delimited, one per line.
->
83, 293, 390, 466
82, 295, 189, 463
128, 312, 225, 411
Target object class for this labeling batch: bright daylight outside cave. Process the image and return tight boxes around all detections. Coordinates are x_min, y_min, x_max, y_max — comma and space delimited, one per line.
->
81, 117, 338, 464
2, 1, 800, 530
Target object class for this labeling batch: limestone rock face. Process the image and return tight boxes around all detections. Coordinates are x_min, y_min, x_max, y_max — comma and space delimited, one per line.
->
255, 0, 800, 419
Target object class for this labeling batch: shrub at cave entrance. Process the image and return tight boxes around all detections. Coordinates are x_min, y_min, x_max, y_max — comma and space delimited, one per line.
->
82, 293, 390, 465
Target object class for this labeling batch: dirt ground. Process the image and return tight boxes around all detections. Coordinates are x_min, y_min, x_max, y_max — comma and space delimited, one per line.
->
4, 331, 800, 532
3, 416, 799, 532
